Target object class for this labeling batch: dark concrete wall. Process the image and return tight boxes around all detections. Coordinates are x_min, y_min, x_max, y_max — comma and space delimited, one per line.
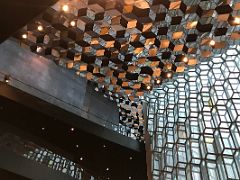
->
0, 168, 31, 180
0, 40, 119, 126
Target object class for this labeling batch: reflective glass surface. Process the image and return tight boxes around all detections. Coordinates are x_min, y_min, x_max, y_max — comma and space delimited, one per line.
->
146, 45, 240, 180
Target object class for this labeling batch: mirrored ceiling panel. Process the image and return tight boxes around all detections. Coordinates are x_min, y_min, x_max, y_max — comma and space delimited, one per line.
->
13, 0, 240, 100
11, 0, 240, 139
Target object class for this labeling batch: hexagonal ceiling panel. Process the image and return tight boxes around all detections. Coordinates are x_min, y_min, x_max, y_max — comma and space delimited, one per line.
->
11, 0, 240, 139
13, 0, 240, 100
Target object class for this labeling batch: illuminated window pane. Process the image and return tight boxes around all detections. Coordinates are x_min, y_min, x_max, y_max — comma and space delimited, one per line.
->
146, 45, 240, 179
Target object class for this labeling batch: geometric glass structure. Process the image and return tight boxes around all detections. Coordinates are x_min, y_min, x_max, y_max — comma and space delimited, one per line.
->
13, 0, 240, 100
12, 0, 240, 133
146, 45, 240, 180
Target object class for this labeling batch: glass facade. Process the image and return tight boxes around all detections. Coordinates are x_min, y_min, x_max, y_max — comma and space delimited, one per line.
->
146, 45, 240, 180
12, 0, 240, 140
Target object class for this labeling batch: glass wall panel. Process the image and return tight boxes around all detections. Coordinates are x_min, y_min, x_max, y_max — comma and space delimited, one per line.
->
146, 45, 240, 180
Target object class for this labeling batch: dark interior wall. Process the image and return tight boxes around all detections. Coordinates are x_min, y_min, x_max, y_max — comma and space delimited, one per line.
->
0, 168, 31, 180
0, 82, 144, 151
0, 40, 119, 126
84, 84, 119, 125
0, 94, 147, 180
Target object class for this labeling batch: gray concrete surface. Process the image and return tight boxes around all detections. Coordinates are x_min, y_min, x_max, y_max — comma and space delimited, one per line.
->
0, 39, 119, 126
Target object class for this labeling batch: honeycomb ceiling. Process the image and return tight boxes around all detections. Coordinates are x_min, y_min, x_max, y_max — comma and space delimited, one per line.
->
14, 0, 240, 101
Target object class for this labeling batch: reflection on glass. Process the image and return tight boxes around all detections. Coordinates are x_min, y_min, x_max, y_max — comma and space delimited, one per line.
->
146, 45, 240, 180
